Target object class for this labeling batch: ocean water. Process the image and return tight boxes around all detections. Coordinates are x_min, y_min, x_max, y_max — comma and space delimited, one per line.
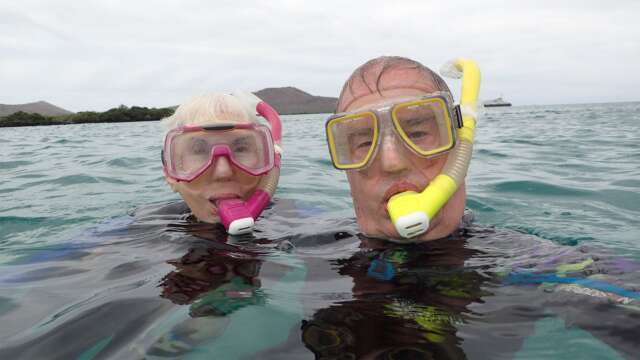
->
0, 102, 639, 359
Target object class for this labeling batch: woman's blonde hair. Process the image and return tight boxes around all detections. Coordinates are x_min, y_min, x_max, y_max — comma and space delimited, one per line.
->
161, 93, 258, 131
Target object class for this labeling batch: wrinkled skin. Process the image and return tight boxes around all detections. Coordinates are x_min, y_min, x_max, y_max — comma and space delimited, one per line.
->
164, 119, 262, 224
340, 71, 465, 242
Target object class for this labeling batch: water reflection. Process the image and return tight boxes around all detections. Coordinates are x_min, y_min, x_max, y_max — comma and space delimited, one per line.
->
123, 218, 640, 359
301, 234, 489, 359
2, 205, 638, 359
153, 224, 527, 359
161, 242, 265, 317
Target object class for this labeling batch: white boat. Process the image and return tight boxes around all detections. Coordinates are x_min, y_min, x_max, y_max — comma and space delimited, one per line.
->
483, 97, 512, 107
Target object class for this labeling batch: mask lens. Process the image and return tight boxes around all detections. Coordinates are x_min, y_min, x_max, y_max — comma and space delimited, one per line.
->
171, 133, 211, 176
327, 112, 377, 169
168, 127, 273, 178
224, 128, 269, 170
393, 98, 454, 157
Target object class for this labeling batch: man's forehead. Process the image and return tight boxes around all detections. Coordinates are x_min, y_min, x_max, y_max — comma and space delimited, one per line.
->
379, 67, 438, 90
342, 68, 439, 110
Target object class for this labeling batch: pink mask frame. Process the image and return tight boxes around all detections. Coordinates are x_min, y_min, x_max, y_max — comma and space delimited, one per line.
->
162, 123, 275, 182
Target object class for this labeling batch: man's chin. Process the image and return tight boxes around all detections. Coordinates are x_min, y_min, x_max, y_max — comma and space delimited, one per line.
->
357, 218, 405, 242
357, 217, 446, 243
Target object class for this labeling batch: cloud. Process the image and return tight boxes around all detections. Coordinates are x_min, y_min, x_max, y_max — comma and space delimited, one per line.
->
1, 0, 639, 111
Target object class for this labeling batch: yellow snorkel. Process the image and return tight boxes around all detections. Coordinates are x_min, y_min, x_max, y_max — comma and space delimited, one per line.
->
387, 58, 481, 239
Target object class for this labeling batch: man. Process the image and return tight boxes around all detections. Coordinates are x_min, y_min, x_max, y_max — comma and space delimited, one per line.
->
327, 56, 468, 241
320, 56, 639, 359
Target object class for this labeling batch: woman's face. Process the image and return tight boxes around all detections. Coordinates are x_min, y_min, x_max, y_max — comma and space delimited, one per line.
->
165, 117, 262, 224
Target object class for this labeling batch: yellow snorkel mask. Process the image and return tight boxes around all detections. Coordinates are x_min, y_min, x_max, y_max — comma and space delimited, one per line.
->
387, 58, 481, 238
325, 58, 481, 240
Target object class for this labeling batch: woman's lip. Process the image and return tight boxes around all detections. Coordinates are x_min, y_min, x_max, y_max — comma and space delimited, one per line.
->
207, 194, 240, 215
208, 193, 240, 202
206, 201, 219, 216
382, 181, 421, 204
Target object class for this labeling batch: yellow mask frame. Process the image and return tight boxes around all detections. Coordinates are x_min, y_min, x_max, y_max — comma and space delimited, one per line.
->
326, 94, 461, 170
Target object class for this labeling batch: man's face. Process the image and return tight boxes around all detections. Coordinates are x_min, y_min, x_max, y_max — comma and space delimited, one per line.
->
341, 74, 465, 241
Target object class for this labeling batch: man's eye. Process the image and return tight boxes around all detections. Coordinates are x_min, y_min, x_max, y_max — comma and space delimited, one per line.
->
356, 140, 372, 149
408, 131, 429, 139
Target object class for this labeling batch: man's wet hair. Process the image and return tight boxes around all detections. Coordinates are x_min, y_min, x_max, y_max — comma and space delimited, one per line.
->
336, 56, 451, 112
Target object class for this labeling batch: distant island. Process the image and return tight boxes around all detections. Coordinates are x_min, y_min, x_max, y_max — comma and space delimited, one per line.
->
0, 106, 175, 128
0, 87, 337, 127
0, 101, 73, 117
254, 87, 336, 115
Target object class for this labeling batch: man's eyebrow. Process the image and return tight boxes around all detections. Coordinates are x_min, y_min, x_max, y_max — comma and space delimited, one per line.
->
403, 117, 426, 127
347, 128, 373, 138
404, 111, 436, 124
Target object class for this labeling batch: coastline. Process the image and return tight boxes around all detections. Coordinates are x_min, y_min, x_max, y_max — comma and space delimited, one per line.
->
0, 106, 175, 128
1, 87, 337, 128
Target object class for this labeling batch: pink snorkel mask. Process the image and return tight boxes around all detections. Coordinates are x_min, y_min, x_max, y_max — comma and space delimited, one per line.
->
162, 92, 283, 235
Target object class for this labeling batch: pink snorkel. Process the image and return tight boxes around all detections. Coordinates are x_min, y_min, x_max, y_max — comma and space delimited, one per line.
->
217, 92, 282, 235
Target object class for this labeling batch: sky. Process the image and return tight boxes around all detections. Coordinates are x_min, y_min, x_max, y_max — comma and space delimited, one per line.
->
1, 0, 639, 112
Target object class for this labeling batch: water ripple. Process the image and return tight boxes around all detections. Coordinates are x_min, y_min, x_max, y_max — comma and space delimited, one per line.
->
24, 174, 101, 187
0, 160, 32, 170
492, 180, 592, 197
106, 157, 149, 168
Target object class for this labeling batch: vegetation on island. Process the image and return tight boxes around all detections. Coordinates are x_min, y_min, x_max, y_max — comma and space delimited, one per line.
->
0, 105, 175, 128
0, 87, 336, 127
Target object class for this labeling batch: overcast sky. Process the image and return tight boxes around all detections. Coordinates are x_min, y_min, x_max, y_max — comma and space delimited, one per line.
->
1, 0, 639, 111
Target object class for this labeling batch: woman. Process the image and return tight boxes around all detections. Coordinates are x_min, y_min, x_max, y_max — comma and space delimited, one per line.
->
161, 92, 282, 235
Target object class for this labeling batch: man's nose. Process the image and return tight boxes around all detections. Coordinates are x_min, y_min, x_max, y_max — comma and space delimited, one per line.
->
209, 156, 234, 180
378, 133, 410, 174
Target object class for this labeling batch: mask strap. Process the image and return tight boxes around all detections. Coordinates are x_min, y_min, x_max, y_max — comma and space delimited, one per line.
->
256, 101, 282, 145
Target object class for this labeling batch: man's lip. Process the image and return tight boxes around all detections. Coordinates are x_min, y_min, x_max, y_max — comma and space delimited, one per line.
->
382, 181, 421, 204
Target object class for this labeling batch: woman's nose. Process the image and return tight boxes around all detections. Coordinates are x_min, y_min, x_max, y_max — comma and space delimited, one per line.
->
210, 156, 234, 180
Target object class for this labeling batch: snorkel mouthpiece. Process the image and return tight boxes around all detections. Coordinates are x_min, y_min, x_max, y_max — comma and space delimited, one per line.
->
218, 190, 271, 235
218, 199, 254, 235
387, 58, 481, 240
217, 92, 282, 236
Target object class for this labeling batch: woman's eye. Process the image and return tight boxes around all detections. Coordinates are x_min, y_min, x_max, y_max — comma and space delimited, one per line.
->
191, 140, 208, 154
232, 138, 255, 154
234, 145, 249, 153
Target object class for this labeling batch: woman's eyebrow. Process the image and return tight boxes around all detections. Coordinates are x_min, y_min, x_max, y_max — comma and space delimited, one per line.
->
231, 135, 252, 145
191, 138, 208, 146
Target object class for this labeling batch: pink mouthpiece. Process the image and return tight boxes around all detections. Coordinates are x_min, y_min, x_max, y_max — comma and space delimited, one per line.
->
217, 190, 270, 233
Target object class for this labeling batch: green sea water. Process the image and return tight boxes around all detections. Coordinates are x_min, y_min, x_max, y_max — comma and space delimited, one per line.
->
0, 102, 639, 359
2, 103, 638, 253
